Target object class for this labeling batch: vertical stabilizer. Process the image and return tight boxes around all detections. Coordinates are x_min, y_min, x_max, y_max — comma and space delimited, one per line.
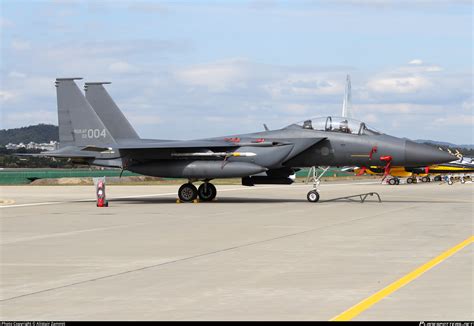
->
55, 78, 116, 148
342, 74, 352, 118
85, 82, 140, 140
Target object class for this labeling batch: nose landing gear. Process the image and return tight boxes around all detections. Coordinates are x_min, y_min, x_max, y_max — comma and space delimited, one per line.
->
307, 190, 320, 203
305, 166, 330, 203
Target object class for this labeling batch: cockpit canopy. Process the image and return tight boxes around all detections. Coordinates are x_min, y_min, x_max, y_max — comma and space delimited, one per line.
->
289, 116, 382, 136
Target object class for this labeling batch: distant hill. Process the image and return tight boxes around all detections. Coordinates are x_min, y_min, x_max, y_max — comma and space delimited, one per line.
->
0, 124, 59, 146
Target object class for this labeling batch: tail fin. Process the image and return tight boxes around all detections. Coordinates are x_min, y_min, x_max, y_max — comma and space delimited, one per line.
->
84, 82, 140, 140
56, 78, 116, 148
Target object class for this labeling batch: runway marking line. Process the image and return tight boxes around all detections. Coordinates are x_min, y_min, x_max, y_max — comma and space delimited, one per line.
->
330, 235, 474, 321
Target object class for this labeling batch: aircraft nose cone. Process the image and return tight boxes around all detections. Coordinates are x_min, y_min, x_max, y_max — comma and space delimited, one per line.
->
405, 140, 454, 166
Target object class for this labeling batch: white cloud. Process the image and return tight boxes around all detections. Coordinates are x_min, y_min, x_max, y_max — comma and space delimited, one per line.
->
108, 61, 138, 74
325, 0, 470, 8
11, 40, 31, 51
398, 63, 442, 73
175, 59, 250, 92
356, 103, 444, 114
0, 90, 16, 102
8, 71, 27, 78
265, 74, 344, 99
408, 59, 423, 65
424, 65, 442, 72
0, 54, 471, 143
367, 75, 431, 94
0, 76, 56, 109
360, 113, 378, 123
3, 110, 57, 127
461, 99, 473, 111
367, 62, 444, 97
0, 18, 13, 28
283, 103, 310, 114
434, 115, 474, 126
128, 115, 162, 126
128, 2, 169, 13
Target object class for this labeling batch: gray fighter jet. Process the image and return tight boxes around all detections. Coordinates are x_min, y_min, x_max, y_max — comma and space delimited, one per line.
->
40, 78, 453, 202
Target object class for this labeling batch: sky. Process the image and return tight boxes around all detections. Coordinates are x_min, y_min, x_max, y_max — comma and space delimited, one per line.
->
0, 0, 472, 144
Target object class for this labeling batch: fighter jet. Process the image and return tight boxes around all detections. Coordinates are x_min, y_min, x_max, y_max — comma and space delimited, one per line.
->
38, 78, 454, 203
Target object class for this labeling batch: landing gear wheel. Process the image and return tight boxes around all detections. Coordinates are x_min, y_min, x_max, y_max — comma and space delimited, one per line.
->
178, 183, 198, 202
198, 183, 217, 201
307, 190, 320, 203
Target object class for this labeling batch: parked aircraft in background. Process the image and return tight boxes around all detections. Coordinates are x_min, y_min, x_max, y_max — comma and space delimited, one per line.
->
347, 156, 474, 185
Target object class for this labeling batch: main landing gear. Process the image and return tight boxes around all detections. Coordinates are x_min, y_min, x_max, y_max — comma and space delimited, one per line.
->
178, 181, 217, 203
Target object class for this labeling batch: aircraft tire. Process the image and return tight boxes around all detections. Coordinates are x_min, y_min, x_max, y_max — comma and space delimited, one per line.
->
307, 190, 320, 203
198, 183, 217, 201
178, 183, 198, 202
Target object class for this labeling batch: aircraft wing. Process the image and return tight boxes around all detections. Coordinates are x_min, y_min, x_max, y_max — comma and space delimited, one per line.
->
115, 140, 241, 150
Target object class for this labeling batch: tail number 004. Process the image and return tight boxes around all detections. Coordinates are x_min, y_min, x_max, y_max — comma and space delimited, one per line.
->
83, 129, 106, 139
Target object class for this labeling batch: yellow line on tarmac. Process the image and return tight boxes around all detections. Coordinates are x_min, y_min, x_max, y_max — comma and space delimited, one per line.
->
330, 235, 474, 321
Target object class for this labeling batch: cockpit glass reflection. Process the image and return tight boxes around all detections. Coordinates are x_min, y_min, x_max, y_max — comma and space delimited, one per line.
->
292, 116, 382, 135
